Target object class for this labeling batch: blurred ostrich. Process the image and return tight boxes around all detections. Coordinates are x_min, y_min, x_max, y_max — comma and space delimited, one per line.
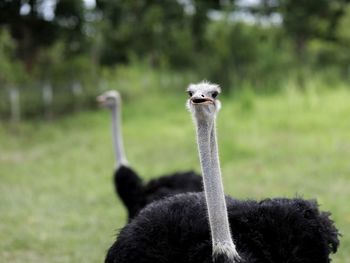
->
104, 82, 339, 263
97, 90, 202, 220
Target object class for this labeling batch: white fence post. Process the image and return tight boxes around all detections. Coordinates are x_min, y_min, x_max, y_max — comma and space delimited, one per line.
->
9, 86, 20, 122
72, 80, 83, 96
71, 80, 83, 111
42, 81, 53, 119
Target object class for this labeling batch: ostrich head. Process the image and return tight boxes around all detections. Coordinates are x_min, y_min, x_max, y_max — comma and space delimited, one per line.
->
97, 90, 121, 109
186, 81, 221, 122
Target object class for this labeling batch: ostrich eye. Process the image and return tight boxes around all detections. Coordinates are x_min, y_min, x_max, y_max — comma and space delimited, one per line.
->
188, 91, 193, 97
212, 91, 218, 98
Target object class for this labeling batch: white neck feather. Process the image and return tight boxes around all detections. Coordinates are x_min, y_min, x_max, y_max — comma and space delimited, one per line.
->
209, 121, 240, 261
111, 103, 128, 168
194, 116, 240, 262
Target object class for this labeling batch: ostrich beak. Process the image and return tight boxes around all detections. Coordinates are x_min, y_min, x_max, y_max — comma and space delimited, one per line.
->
96, 95, 106, 104
190, 96, 214, 105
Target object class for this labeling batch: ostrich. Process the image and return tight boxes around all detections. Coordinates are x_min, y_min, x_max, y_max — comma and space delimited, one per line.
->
104, 82, 339, 263
97, 90, 202, 220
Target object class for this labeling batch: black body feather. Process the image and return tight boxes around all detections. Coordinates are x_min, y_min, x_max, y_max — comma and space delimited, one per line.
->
105, 192, 339, 263
114, 166, 202, 220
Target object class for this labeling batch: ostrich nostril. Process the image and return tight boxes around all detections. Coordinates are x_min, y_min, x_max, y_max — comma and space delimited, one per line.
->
201, 95, 204, 97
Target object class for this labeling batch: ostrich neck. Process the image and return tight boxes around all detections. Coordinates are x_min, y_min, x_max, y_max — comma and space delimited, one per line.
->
195, 117, 237, 257
111, 104, 128, 168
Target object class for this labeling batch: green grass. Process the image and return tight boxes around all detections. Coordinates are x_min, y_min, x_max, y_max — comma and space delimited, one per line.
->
1, 88, 349, 262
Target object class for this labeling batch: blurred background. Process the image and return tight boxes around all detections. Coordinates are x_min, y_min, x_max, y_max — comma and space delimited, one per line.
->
0, 0, 349, 262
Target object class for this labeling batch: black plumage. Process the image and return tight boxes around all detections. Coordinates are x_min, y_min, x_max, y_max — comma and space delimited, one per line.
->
114, 165, 202, 220
105, 192, 339, 263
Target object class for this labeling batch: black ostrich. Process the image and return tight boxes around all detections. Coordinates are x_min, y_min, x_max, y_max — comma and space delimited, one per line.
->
97, 90, 202, 220
105, 82, 339, 263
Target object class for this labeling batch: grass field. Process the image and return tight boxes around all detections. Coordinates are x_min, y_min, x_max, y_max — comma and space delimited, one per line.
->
1, 87, 349, 262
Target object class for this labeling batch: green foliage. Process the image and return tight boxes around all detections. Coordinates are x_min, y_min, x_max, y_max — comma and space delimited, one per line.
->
337, 4, 350, 43
200, 21, 294, 91
0, 29, 27, 85
95, 0, 196, 68
280, 0, 342, 39
256, 0, 350, 58
0, 29, 28, 119
54, 0, 86, 54
0, 0, 86, 71
1, 0, 350, 119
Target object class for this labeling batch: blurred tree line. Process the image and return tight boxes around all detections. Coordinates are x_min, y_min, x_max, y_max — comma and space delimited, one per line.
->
0, 0, 350, 119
